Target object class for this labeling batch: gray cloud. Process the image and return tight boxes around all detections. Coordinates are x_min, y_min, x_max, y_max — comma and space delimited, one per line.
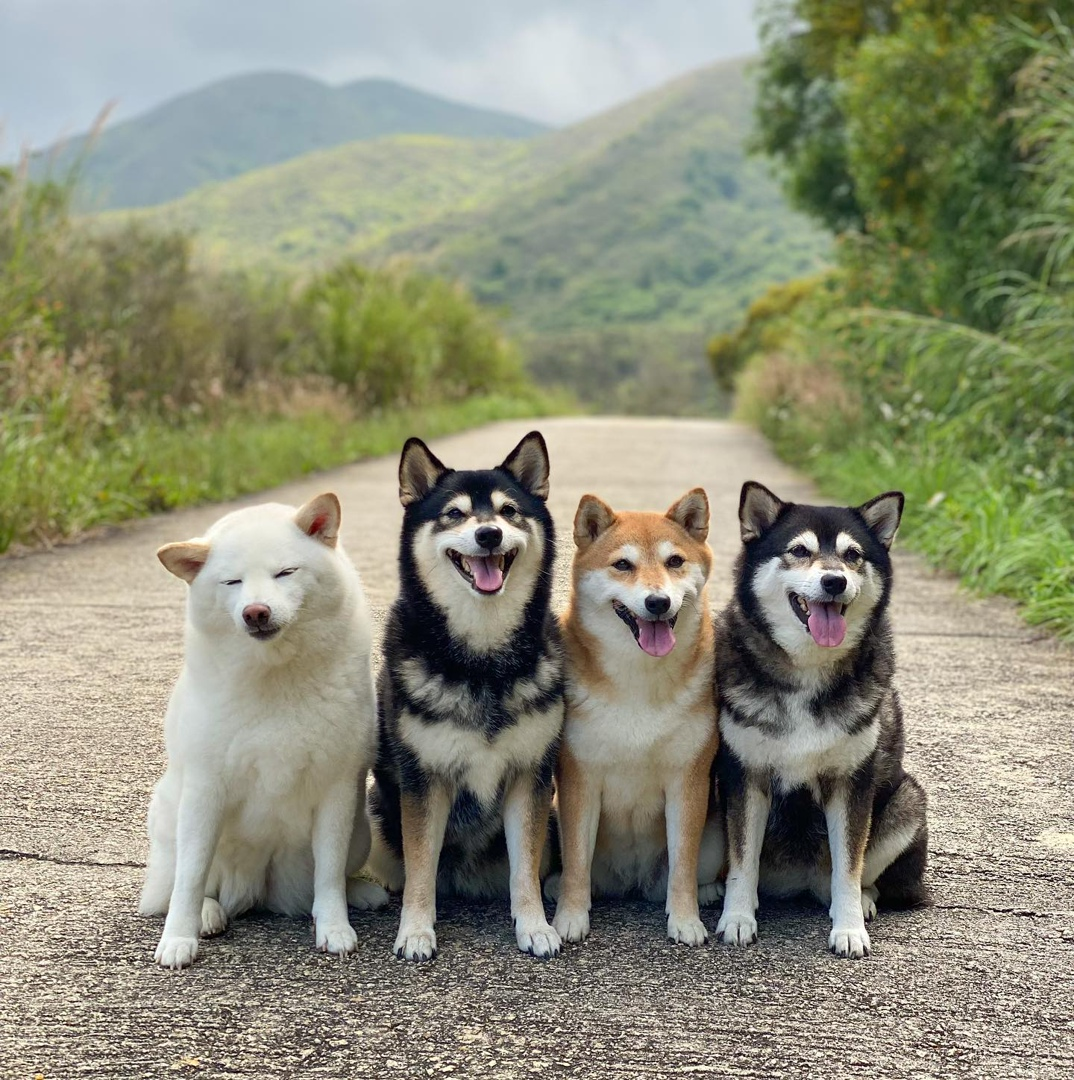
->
0, 0, 757, 153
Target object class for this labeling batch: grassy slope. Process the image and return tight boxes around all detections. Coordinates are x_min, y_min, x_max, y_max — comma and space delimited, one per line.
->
0, 393, 555, 554
369, 59, 827, 336
33, 73, 546, 211
102, 58, 828, 342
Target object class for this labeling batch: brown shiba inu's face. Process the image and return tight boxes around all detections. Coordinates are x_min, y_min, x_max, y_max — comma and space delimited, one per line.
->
571, 489, 712, 658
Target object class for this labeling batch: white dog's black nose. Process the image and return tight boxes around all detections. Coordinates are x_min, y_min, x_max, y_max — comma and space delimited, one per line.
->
475, 525, 502, 550
821, 573, 847, 596
243, 603, 272, 628
645, 593, 671, 616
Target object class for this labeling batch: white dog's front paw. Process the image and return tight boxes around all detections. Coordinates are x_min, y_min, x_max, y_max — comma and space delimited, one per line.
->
829, 925, 871, 959
316, 920, 358, 956
516, 915, 562, 959
716, 910, 758, 947
861, 885, 879, 922
200, 898, 228, 937
154, 935, 200, 969
668, 912, 709, 947
697, 881, 725, 905
552, 905, 590, 943
347, 878, 390, 911
394, 924, 437, 963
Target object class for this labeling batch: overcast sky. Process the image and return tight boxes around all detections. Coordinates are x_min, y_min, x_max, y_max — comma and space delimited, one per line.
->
0, 0, 758, 152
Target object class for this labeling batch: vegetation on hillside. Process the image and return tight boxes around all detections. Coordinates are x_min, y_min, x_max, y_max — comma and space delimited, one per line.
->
0, 169, 550, 554
97, 58, 830, 414
726, 8, 1074, 638
33, 73, 545, 211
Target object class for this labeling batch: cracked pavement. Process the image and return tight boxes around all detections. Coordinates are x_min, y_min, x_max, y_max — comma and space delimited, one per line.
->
1, 417, 1072, 1079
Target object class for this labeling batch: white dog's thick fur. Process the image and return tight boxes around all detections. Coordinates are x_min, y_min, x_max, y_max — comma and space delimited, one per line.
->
139, 493, 385, 969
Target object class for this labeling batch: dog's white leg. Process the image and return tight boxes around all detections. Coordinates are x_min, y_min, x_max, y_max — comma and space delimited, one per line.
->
154, 781, 225, 969
551, 748, 601, 943
696, 808, 726, 905
345, 781, 389, 911
504, 774, 561, 959
716, 781, 769, 947
311, 777, 361, 956
664, 756, 713, 947
394, 784, 451, 962
139, 782, 177, 915
824, 783, 872, 959
200, 897, 228, 937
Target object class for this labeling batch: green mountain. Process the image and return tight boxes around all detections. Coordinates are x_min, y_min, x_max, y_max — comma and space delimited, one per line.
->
98, 58, 829, 413
33, 72, 545, 210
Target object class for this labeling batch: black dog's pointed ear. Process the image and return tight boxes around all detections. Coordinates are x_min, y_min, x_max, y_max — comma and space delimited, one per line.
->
857, 491, 904, 550
399, 438, 449, 506
501, 431, 550, 500
739, 481, 784, 543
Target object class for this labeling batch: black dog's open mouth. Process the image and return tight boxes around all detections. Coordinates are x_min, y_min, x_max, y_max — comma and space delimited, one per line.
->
448, 549, 518, 595
789, 592, 849, 649
246, 626, 281, 641
612, 600, 677, 657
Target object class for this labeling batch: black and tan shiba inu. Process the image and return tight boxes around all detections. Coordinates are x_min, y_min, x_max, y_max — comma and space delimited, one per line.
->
715, 482, 927, 959
550, 490, 723, 947
362, 432, 564, 962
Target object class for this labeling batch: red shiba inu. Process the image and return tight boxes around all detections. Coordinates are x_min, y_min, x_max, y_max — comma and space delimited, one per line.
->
549, 490, 724, 946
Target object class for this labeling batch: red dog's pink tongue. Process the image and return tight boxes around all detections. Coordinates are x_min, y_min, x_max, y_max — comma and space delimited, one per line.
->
470, 556, 504, 593
807, 602, 847, 647
637, 619, 676, 657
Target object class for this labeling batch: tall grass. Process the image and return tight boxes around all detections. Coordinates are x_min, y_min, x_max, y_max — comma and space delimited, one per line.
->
0, 167, 553, 553
733, 25, 1074, 639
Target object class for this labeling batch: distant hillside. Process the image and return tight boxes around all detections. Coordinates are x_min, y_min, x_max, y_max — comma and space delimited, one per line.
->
97, 58, 829, 413
33, 72, 545, 210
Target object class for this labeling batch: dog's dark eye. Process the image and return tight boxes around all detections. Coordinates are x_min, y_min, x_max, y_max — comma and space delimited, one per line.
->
275, 568, 297, 579
666, 555, 685, 569
501, 505, 518, 520
790, 544, 810, 559
844, 548, 864, 564
445, 507, 466, 521
613, 559, 633, 572
222, 579, 242, 586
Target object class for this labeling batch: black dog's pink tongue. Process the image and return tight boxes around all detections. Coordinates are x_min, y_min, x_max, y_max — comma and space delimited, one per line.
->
470, 556, 504, 593
807, 601, 847, 647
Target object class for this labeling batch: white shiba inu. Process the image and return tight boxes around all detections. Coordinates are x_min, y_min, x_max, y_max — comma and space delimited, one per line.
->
550, 490, 724, 946
140, 493, 385, 969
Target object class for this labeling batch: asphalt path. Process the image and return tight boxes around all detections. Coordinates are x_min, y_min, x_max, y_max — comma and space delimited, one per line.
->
1, 417, 1071, 1079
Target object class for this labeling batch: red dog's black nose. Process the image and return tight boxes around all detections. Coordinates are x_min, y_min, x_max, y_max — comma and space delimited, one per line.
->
243, 603, 272, 628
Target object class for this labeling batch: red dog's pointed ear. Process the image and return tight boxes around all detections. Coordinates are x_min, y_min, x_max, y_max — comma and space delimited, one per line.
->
295, 493, 341, 547
666, 488, 709, 542
574, 494, 616, 549
157, 541, 210, 583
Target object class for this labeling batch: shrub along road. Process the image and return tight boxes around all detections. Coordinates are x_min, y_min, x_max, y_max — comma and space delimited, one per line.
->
1, 417, 1071, 1078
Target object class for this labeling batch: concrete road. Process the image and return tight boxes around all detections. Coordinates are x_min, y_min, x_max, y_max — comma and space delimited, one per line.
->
1, 417, 1071, 1080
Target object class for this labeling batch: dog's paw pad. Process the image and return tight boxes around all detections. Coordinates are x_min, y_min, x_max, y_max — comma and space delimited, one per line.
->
200, 898, 228, 938
716, 911, 757, 947
668, 913, 709, 947
829, 926, 871, 959
394, 927, 437, 963
542, 872, 562, 902
154, 935, 199, 969
348, 878, 390, 911
552, 906, 590, 943
516, 919, 562, 959
861, 886, 878, 923
317, 922, 358, 956
697, 881, 725, 906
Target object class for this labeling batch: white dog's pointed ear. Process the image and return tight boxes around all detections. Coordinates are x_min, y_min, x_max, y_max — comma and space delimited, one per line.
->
157, 541, 210, 583
858, 491, 904, 550
574, 494, 616, 549
295, 493, 341, 547
501, 431, 550, 500
399, 438, 448, 506
739, 481, 784, 543
667, 487, 709, 542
